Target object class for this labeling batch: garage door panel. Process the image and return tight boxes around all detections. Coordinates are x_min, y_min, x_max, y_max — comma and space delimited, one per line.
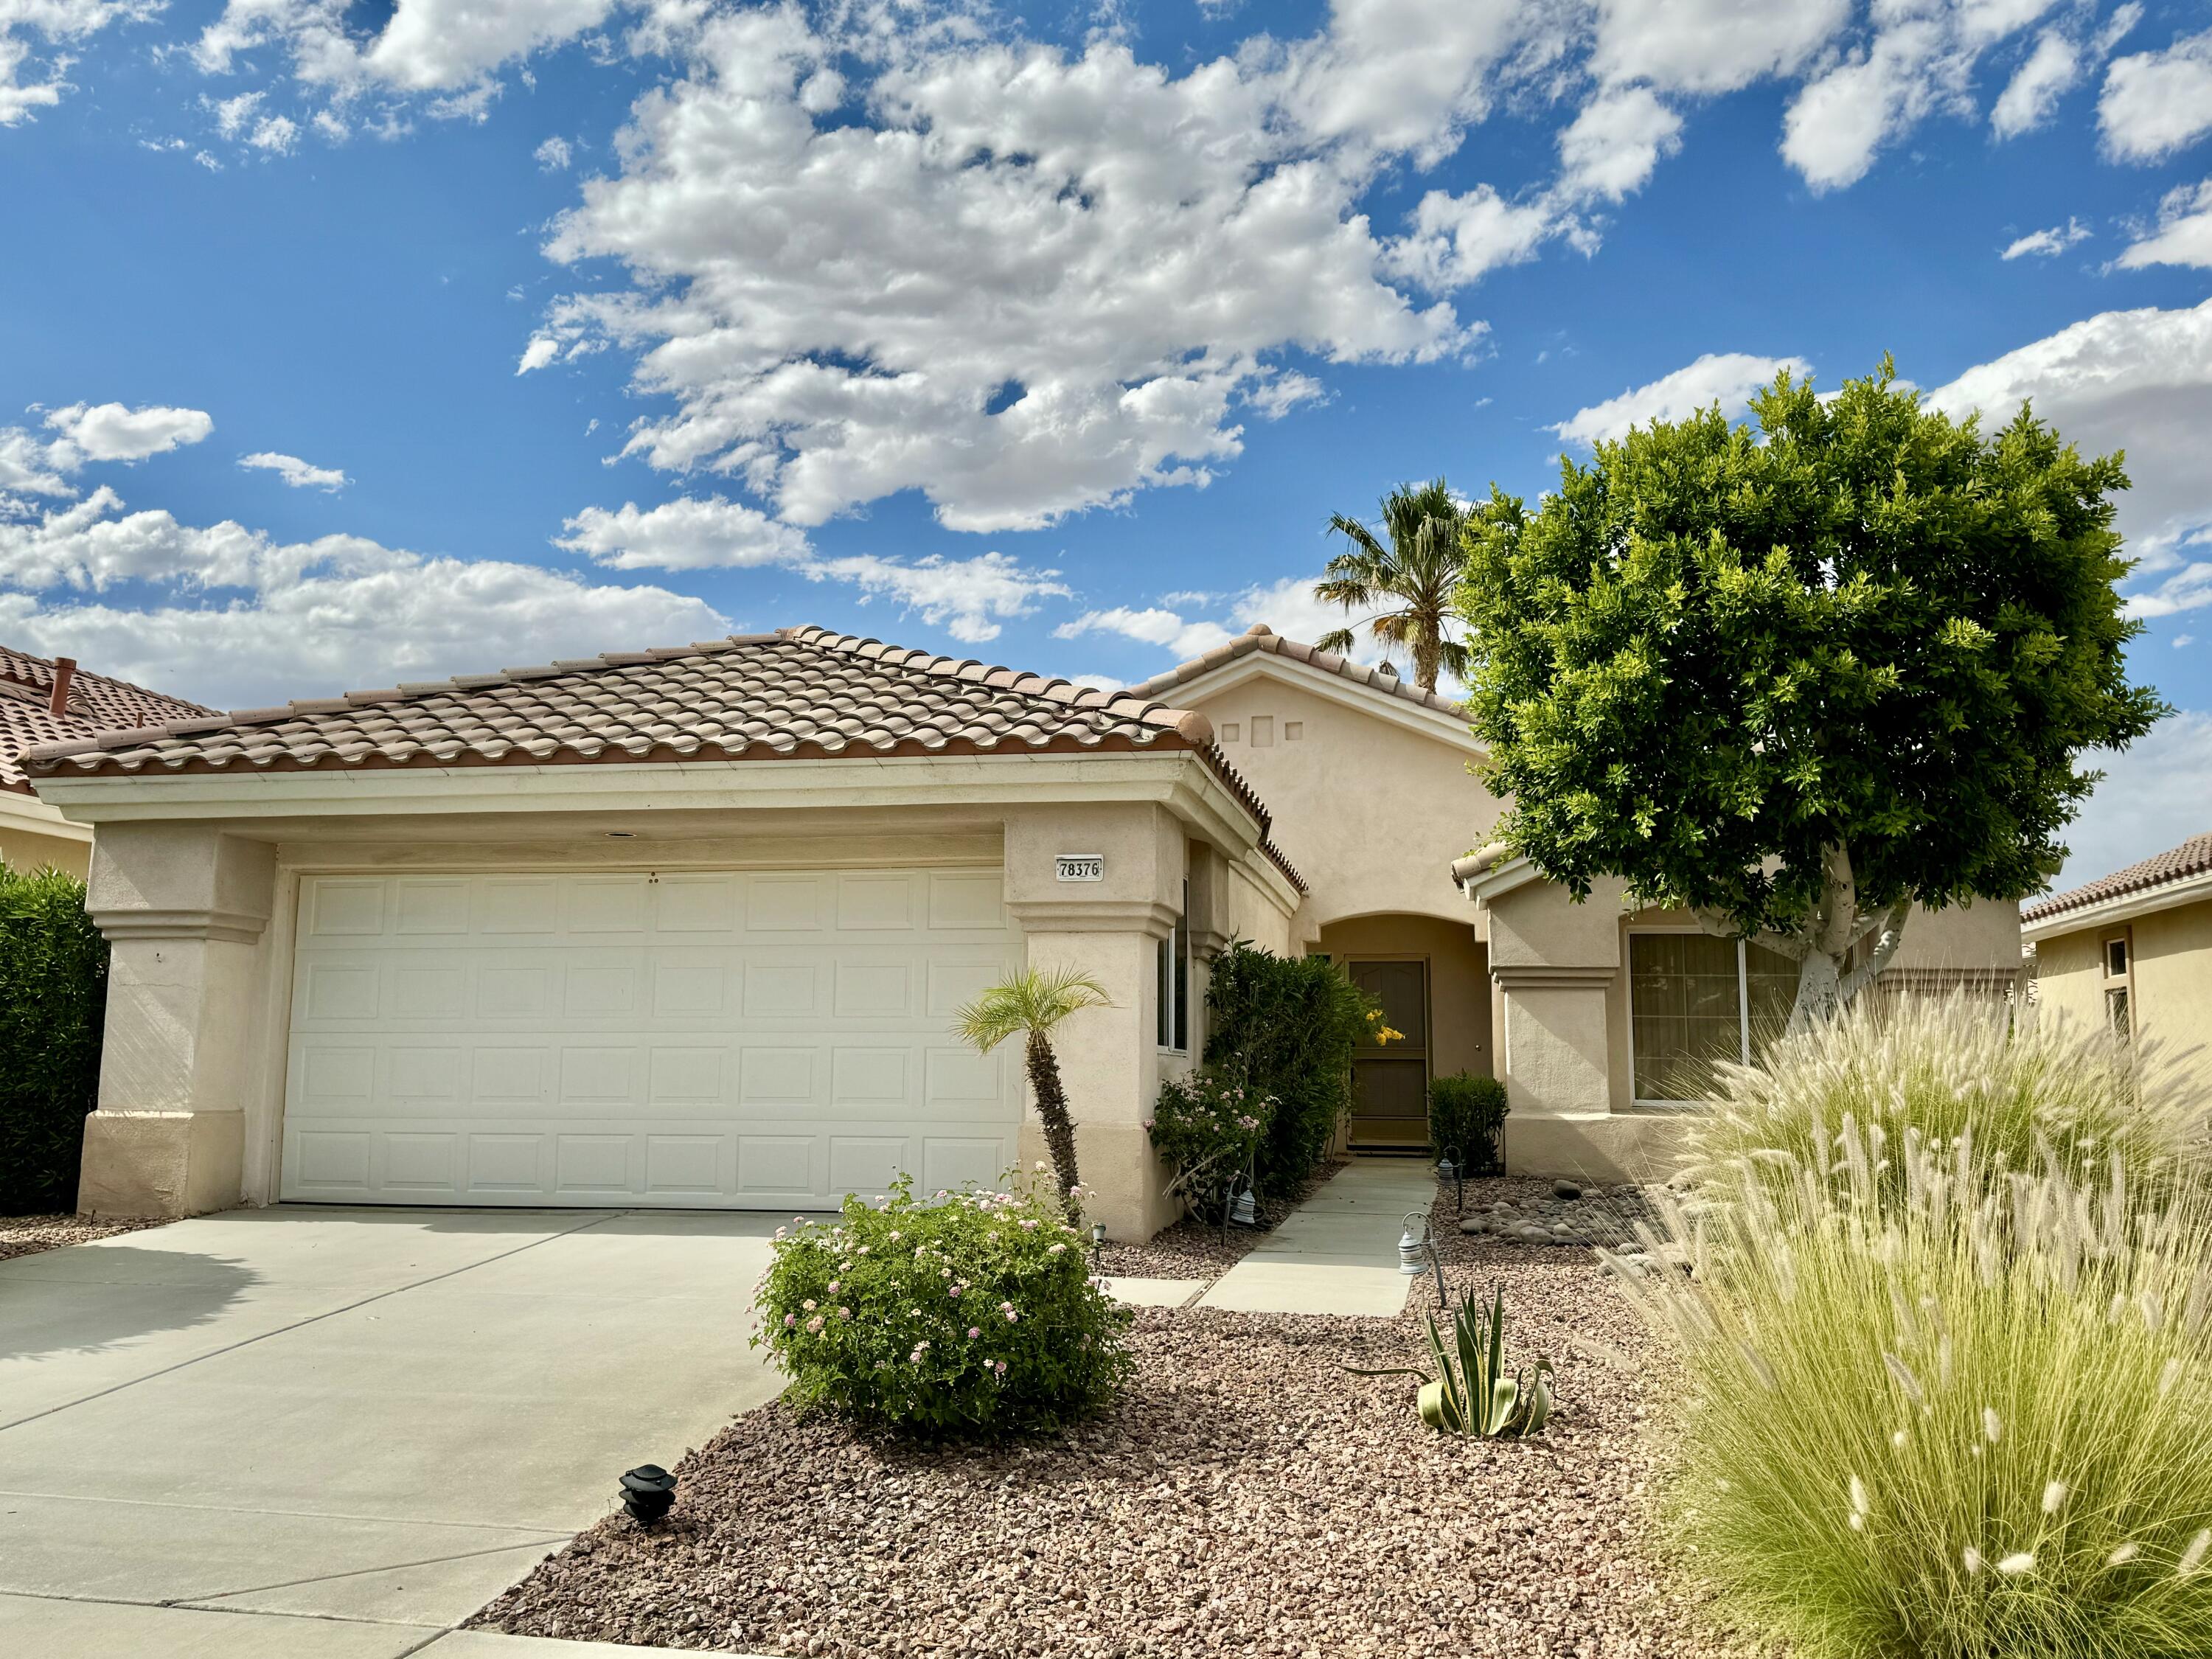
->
282, 869, 1020, 1207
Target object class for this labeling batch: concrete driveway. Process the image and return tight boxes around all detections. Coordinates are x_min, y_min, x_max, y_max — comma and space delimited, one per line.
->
0, 1207, 786, 1655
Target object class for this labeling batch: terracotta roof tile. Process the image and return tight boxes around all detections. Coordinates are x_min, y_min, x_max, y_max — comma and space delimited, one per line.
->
0, 646, 211, 793
1124, 623, 1471, 718
21, 625, 1304, 891
2023, 832, 2212, 925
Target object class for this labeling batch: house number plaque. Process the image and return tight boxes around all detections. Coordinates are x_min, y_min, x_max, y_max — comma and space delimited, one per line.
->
1055, 854, 1106, 882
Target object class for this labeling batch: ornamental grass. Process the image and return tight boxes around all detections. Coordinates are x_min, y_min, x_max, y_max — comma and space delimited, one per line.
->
1683, 992, 2212, 1210
1617, 1004, 2212, 1658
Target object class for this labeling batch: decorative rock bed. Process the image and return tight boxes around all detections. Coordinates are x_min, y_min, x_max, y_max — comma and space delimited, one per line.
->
1096, 1158, 1348, 1281
471, 1251, 1764, 1658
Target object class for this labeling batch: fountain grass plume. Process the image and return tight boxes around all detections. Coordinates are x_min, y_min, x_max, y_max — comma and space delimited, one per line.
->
1615, 1114, 2212, 1658
1682, 993, 2212, 1209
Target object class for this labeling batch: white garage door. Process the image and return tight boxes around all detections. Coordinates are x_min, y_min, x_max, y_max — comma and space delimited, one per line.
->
279, 867, 1023, 1208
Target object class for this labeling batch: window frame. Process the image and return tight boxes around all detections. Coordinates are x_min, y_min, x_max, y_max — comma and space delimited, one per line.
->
1155, 880, 1191, 1054
2102, 928, 2135, 1040
1625, 929, 1776, 1109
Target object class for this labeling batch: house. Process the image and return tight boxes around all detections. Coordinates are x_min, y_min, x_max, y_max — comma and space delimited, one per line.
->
25, 622, 2024, 1234
1, 647, 210, 877
2023, 832, 2212, 1051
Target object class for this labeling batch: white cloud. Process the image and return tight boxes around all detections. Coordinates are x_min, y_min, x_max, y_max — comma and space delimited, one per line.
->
806, 552, 1068, 644
2000, 217, 2090, 259
0, 485, 724, 711
1925, 298, 2212, 588
1590, 0, 1853, 95
2115, 180, 2212, 271
1780, 1, 2066, 192
1991, 28, 2079, 138
554, 495, 812, 571
239, 451, 348, 490
2099, 27, 2212, 162
535, 134, 573, 170
1551, 351, 1810, 446
536, 9, 1505, 537
1385, 185, 1565, 292
1054, 605, 1237, 660
0, 0, 153, 127
43, 402, 215, 463
1056, 571, 1435, 675
211, 88, 263, 137
251, 113, 300, 153
515, 336, 560, 375
0, 429, 76, 498
2051, 712, 2212, 890
192, 0, 625, 101
1557, 85, 1683, 202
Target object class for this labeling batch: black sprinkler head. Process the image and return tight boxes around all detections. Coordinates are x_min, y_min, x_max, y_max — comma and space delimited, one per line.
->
619, 1463, 678, 1526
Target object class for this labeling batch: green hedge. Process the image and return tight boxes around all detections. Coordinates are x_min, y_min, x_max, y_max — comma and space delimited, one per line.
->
1, 864, 108, 1214
1428, 1071, 1508, 1173
1202, 939, 1374, 1199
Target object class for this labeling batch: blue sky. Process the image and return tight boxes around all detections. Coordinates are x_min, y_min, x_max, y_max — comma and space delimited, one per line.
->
4, 0, 2211, 886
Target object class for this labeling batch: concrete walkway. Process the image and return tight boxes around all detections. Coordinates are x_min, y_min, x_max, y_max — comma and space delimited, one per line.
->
1194, 1156, 1437, 1315
0, 1207, 787, 1658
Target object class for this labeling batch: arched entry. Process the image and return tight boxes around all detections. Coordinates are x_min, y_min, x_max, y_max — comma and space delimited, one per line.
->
1315, 912, 1493, 1151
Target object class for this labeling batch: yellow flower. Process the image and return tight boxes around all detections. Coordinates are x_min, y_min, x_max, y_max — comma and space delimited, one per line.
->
1376, 1024, 1405, 1045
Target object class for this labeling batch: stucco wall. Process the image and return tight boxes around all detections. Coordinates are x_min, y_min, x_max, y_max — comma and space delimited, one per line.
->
0, 792, 91, 877
2037, 898, 2212, 1073
1180, 669, 1499, 926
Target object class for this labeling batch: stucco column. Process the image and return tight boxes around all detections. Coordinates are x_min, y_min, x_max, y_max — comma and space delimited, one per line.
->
78, 825, 276, 1218
1003, 802, 1184, 1241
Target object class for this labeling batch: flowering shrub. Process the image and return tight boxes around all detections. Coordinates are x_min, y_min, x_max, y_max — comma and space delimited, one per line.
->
1147, 1067, 1274, 1219
752, 1172, 1133, 1435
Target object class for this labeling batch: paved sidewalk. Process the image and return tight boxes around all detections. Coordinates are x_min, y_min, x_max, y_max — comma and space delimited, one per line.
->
0, 1206, 787, 1658
1194, 1157, 1436, 1315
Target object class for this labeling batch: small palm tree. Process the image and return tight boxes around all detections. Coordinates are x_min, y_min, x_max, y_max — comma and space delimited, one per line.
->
1315, 478, 1472, 693
953, 967, 1112, 1221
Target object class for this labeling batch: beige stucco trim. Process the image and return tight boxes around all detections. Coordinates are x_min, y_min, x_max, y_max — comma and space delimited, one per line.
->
2021, 871, 2212, 942
1154, 650, 1486, 754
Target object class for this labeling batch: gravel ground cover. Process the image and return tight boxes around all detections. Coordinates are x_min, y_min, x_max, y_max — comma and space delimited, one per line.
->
471, 1246, 1765, 1658
1096, 1158, 1349, 1281
0, 1213, 167, 1265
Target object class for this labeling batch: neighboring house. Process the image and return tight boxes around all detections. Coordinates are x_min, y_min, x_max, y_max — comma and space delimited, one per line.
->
0, 647, 210, 877
2023, 833, 2212, 1053
26, 622, 2023, 1232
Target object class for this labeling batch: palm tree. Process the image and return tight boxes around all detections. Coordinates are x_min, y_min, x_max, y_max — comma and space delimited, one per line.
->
953, 967, 1112, 1221
1314, 479, 1472, 693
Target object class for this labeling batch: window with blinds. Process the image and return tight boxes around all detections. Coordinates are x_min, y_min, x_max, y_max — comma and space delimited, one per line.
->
1629, 932, 1798, 1102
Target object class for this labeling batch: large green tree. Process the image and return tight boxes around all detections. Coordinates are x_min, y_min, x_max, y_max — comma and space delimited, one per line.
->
1458, 361, 2166, 1033
1315, 478, 1471, 692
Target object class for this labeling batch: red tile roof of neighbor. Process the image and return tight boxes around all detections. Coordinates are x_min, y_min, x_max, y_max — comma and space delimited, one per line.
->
1124, 623, 1470, 717
0, 646, 212, 793
21, 626, 1307, 891
2023, 832, 2212, 925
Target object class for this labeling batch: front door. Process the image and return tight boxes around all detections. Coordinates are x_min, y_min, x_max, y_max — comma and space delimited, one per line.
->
1347, 959, 1429, 1149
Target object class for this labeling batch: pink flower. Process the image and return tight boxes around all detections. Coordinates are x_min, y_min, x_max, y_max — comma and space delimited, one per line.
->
1004, 1308, 1020, 1323
802, 1299, 817, 1311
805, 1315, 824, 1332
995, 1360, 1008, 1375
838, 1307, 852, 1320
827, 1281, 841, 1295
1020, 1218, 1040, 1231
1048, 1242, 1068, 1254
784, 1312, 797, 1328
967, 1326, 982, 1339
948, 1285, 963, 1298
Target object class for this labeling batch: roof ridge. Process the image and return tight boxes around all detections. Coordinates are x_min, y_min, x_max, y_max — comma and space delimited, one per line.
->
1121, 622, 1469, 718
781, 625, 1214, 745
2023, 830, 2212, 924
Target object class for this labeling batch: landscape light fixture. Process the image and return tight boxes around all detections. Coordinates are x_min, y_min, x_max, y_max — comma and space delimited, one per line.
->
1436, 1145, 1464, 1214
1229, 1185, 1257, 1227
1399, 1211, 1450, 1308
1091, 1220, 1107, 1271
619, 1464, 678, 1526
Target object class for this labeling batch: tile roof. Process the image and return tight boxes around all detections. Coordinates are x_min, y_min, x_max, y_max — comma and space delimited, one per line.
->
21, 626, 1305, 891
0, 647, 211, 793
1124, 624, 1470, 718
2022, 832, 2212, 925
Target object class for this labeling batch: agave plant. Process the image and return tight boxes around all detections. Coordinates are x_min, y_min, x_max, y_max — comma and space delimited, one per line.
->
1351, 1284, 1554, 1437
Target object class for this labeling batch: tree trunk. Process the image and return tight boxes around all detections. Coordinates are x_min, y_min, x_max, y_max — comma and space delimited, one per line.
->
1025, 1029, 1082, 1222
1701, 841, 1915, 1040
1413, 629, 1441, 692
